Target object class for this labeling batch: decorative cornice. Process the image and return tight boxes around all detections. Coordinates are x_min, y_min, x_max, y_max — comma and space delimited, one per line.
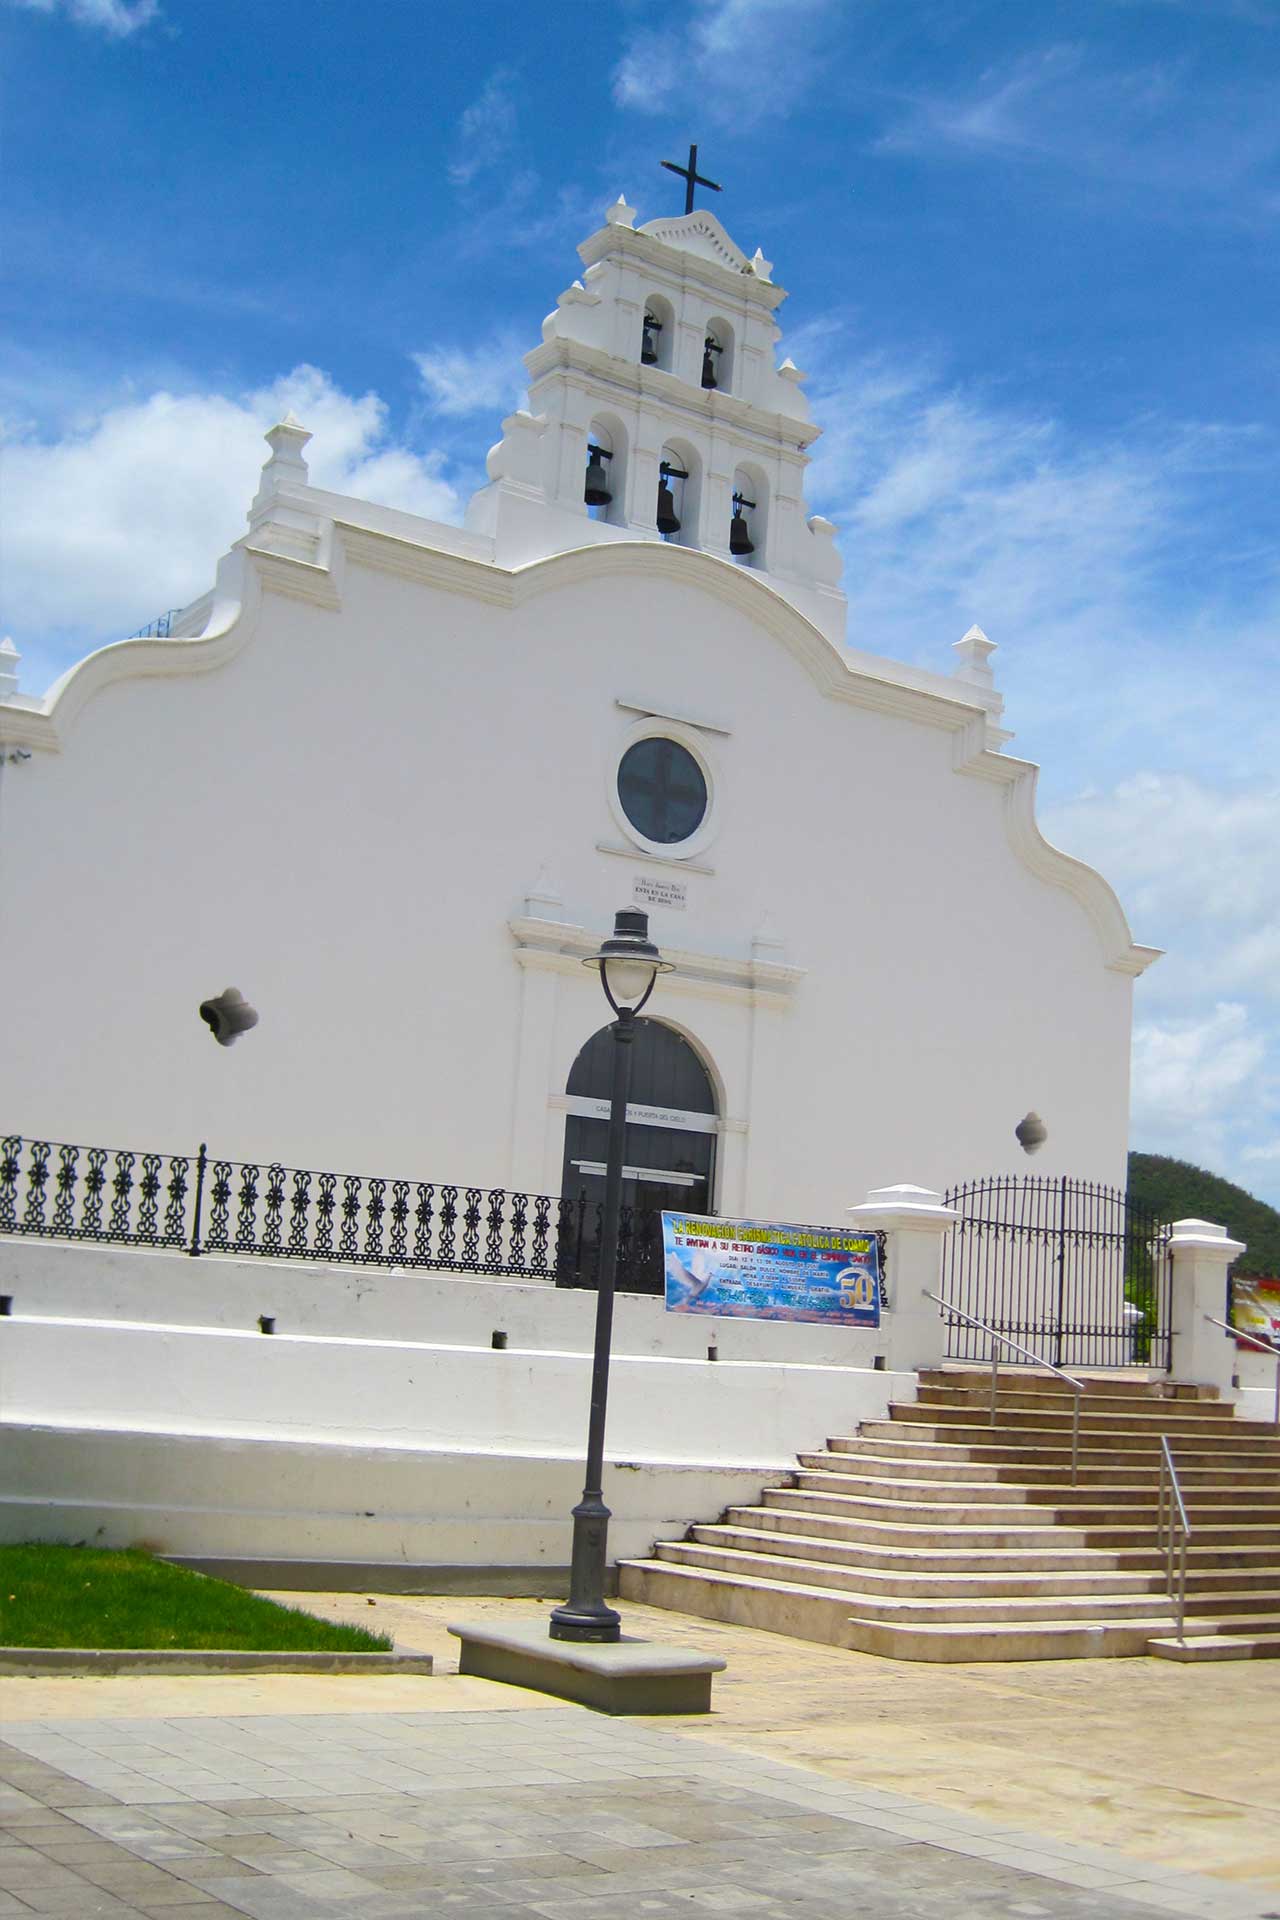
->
1000, 763, 1162, 976
508, 914, 804, 1007
523, 339, 821, 451
246, 547, 342, 611
3, 516, 1157, 978
577, 220, 787, 312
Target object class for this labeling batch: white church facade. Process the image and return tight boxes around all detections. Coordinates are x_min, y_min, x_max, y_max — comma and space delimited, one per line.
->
0, 196, 1159, 1238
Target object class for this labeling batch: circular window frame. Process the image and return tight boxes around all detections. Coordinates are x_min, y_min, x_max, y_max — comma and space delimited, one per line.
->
607, 718, 719, 861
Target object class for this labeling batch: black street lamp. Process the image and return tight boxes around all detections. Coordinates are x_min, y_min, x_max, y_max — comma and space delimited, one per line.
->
549, 908, 673, 1643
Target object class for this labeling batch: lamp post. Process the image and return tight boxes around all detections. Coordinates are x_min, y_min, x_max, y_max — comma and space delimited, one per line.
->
549, 908, 673, 1643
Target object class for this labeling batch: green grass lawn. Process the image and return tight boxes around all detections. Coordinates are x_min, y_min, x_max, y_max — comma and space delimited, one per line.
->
0, 1544, 393, 1652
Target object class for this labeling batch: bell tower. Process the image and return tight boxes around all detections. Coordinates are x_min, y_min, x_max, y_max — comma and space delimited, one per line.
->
465, 194, 846, 642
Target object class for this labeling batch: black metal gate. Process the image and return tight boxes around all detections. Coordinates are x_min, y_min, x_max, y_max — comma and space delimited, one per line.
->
941, 1175, 1172, 1370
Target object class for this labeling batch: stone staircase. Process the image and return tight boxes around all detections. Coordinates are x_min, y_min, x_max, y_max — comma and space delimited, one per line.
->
617, 1368, 1280, 1662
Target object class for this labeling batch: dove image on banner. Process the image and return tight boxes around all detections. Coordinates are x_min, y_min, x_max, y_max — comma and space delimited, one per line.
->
662, 1212, 881, 1328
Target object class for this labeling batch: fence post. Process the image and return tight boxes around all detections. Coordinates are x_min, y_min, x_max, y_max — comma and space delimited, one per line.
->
189, 1143, 207, 1258
1168, 1218, 1243, 1395
847, 1184, 958, 1378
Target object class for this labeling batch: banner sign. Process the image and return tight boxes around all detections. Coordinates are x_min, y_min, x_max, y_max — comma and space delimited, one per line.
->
1232, 1275, 1280, 1349
662, 1212, 881, 1328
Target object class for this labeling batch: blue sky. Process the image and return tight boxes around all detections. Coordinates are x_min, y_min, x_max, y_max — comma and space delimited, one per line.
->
5, 0, 1280, 1210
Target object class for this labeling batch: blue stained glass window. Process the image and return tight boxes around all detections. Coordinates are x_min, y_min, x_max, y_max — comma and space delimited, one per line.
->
618, 738, 707, 845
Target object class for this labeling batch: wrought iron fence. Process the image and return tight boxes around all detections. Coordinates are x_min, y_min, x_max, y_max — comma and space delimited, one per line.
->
0, 1136, 192, 1251
941, 1174, 1173, 1370
0, 1134, 667, 1293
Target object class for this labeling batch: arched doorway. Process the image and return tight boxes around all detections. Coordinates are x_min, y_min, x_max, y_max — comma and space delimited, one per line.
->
559, 1019, 717, 1292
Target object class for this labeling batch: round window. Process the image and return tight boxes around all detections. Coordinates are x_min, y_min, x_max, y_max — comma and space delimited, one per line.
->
617, 737, 708, 846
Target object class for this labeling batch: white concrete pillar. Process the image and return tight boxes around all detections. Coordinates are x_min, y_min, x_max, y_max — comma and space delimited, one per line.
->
1168, 1218, 1244, 1396
847, 1184, 958, 1375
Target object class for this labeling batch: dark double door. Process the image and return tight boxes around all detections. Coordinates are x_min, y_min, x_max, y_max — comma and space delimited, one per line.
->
559, 1019, 717, 1293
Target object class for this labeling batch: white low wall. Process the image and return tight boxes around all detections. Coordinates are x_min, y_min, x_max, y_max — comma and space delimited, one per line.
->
1232, 1344, 1280, 1423
0, 1239, 911, 1575
0, 1424, 784, 1570
0, 1314, 903, 1465
0, 1238, 889, 1368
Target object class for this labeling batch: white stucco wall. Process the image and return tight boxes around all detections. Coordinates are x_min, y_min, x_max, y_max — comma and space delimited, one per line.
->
0, 533, 1149, 1226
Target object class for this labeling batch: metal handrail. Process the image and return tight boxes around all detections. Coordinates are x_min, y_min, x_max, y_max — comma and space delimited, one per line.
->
1204, 1312, 1280, 1426
924, 1290, 1086, 1486
1157, 1435, 1191, 1644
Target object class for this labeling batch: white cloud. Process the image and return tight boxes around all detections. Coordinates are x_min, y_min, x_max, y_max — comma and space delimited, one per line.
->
1042, 772, 1280, 1198
413, 336, 525, 418
448, 69, 517, 187
9, 0, 159, 33
1, 365, 461, 685
1131, 1003, 1267, 1166
613, 0, 837, 125
878, 43, 1280, 212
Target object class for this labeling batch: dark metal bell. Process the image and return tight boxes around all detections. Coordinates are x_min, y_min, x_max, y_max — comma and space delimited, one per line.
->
729, 511, 754, 556
584, 455, 612, 507
641, 315, 660, 364
701, 345, 717, 389
656, 483, 681, 535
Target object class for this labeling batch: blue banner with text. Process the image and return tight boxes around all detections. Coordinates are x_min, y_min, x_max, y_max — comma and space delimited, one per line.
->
662, 1212, 881, 1327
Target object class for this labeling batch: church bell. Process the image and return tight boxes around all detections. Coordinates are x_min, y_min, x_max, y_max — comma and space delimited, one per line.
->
730, 491, 756, 557
583, 444, 613, 507
656, 460, 687, 536
641, 313, 661, 364
701, 333, 721, 390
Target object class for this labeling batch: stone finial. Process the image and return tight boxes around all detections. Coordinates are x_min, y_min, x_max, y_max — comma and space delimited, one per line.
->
0, 637, 19, 700
952, 624, 998, 689
748, 247, 773, 282
777, 358, 804, 383
248, 416, 313, 524
262, 415, 312, 476
606, 194, 637, 229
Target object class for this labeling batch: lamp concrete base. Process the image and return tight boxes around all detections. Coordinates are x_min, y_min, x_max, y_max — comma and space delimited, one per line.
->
448, 1618, 725, 1714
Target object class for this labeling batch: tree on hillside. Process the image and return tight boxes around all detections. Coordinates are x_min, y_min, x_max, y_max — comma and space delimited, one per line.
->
1127, 1152, 1280, 1276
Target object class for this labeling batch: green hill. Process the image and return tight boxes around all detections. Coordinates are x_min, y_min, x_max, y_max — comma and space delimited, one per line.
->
1127, 1152, 1280, 1276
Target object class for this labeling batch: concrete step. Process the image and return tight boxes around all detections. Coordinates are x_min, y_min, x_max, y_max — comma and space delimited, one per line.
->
919, 1369, 1218, 1401
1147, 1632, 1280, 1662
690, 1525, 1164, 1596
852, 1423, 1278, 1462
788, 1478, 1063, 1524
845, 1615, 1171, 1662
764, 1489, 1280, 1551
814, 1447, 1280, 1489
616, 1556, 857, 1646
872, 1419, 1280, 1457
917, 1383, 1231, 1415
798, 1455, 1270, 1506
729, 1506, 1280, 1577
892, 1403, 1249, 1438
729, 1505, 1149, 1566
660, 1542, 1172, 1621
793, 1465, 1040, 1505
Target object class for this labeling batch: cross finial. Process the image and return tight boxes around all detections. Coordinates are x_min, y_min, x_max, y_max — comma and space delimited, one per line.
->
660, 143, 722, 216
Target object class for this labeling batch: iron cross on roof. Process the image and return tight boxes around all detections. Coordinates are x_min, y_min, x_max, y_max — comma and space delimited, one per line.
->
661, 143, 722, 216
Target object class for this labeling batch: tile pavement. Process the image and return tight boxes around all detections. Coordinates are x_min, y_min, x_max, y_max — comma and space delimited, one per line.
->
1, 1707, 1277, 1920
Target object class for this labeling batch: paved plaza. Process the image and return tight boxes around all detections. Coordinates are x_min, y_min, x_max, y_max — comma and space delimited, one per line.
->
1, 1596, 1277, 1920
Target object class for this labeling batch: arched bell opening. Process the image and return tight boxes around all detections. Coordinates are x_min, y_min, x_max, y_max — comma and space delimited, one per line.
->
559, 1017, 719, 1293
584, 417, 627, 525
657, 439, 701, 548
640, 294, 675, 373
703, 316, 735, 394
730, 463, 768, 569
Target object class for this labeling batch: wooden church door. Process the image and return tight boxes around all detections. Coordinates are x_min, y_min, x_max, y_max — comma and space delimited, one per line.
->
560, 1019, 717, 1292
